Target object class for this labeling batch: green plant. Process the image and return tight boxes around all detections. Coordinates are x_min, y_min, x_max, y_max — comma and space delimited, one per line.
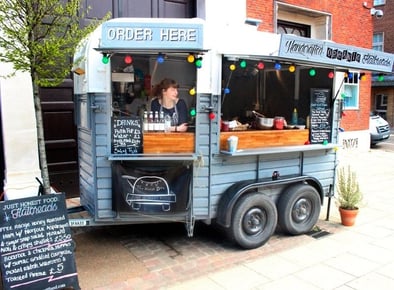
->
336, 165, 363, 210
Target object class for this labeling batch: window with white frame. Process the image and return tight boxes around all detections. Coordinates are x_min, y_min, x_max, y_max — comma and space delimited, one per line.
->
342, 72, 360, 109
374, 0, 385, 6
373, 33, 384, 51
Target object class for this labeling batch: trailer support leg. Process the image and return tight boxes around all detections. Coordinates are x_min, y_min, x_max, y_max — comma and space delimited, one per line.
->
185, 214, 195, 237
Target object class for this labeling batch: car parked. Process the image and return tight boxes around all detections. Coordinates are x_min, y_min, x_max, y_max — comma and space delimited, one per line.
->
370, 112, 390, 146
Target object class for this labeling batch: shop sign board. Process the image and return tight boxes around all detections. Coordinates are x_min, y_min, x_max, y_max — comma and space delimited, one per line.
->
279, 34, 394, 73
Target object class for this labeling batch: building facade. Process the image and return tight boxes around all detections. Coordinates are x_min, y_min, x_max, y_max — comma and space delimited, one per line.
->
370, 0, 394, 127
0, 0, 382, 199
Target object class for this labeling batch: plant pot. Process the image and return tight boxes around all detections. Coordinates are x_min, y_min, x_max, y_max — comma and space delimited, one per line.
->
339, 207, 359, 226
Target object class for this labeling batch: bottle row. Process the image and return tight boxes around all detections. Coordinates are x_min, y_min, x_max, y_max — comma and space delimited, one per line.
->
143, 111, 172, 132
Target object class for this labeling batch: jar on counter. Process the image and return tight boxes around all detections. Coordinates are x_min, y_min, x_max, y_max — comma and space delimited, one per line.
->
274, 116, 285, 130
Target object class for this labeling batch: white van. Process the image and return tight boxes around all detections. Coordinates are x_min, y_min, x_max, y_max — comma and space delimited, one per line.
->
370, 112, 391, 146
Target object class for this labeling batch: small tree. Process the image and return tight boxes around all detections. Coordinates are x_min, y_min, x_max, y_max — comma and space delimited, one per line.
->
0, 0, 109, 194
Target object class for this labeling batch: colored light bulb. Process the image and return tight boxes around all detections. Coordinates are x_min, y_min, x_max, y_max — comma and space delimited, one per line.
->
187, 54, 195, 63
189, 88, 196, 95
102, 55, 109, 64
124, 55, 133, 64
328, 71, 334, 79
224, 87, 230, 94
195, 58, 202, 68
209, 112, 215, 120
288, 65, 296, 73
229, 64, 236, 71
257, 62, 265, 70
157, 54, 165, 63
309, 69, 316, 77
240, 60, 247, 68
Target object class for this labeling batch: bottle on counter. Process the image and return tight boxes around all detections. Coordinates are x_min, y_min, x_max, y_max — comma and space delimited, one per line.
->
143, 111, 148, 132
154, 111, 159, 131
164, 115, 172, 132
159, 111, 165, 131
148, 111, 154, 131
291, 108, 298, 125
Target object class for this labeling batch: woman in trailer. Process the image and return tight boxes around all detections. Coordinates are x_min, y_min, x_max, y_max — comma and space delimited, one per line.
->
151, 78, 188, 132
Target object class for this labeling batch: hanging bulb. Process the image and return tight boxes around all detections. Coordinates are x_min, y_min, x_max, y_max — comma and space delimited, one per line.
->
124, 55, 133, 64
195, 58, 202, 68
224, 87, 230, 94
328, 71, 334, 79
229, 64, 236, 71
378, 74, 384, 81
189, 87, 196, 95
288, 64, 296, 73
257, 62, 265, 70
359, 73, 366, 81
240, 60, 247, 68
157, 54, 165, 63
274, 62, 281, 70
209, 112, 215, 120
187, 54, 195, 63
309, 68, 316, 77
102, 54, 110, 64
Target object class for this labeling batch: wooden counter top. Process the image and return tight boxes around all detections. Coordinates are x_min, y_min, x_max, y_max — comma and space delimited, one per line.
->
220, 129, 309, 151
143, 132, 195, 153
142, 130, 309, 153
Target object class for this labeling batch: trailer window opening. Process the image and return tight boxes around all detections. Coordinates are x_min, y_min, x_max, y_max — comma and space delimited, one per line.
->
342, 71, 360, 110
220, 57, 334, 130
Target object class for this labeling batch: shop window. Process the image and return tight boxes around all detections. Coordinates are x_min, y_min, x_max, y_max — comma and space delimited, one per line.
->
373, 33, 384, 51
277, 20, 310, 37
342, 72, 360, 109
276, 2, 331, 40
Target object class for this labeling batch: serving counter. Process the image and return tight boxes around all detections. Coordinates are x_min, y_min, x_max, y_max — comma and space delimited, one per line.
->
141, 129, 309, 153
220, 129, 309, 150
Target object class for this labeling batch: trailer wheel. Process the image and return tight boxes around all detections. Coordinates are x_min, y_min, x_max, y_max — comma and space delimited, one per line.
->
229, 193, 277, 249
277, 184, 321, 235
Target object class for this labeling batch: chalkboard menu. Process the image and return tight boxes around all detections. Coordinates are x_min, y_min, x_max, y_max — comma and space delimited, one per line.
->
0, 193, 79, 290
111, 116, 143, 154
310, 88, 332, 144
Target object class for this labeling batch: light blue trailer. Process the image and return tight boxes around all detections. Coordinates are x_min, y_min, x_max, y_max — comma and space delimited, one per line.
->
70, 18, 393, 249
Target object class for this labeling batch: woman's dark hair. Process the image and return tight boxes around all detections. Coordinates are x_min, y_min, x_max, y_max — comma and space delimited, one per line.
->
151, 78, 179, 98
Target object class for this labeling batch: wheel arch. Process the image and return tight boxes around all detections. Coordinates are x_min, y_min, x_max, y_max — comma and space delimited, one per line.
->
216, 175, 324, 228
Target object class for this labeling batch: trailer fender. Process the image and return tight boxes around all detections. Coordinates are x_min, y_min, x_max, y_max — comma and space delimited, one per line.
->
216, 175, 324, 228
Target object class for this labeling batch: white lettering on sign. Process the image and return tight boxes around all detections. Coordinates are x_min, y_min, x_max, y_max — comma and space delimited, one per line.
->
107, 28, 153, 41
106, 27, 198, 43
160, 28, 197, 42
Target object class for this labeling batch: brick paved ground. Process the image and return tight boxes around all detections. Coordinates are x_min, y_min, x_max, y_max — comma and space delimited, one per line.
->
73, 211, 343, 290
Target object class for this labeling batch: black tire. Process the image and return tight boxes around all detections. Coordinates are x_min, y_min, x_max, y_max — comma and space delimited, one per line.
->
228, 193, 277, 249
277, 184, 321, 235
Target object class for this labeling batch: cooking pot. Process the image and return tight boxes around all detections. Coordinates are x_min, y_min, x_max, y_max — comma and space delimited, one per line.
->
253, 111, 273, 130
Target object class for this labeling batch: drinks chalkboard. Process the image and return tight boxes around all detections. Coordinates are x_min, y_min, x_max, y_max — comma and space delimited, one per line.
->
111, 116, 143, 154
310, 88, 332, 144
0, 193, 79, 290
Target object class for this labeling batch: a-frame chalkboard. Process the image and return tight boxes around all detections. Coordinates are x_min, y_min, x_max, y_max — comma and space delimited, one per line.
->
0, 193, 79, 290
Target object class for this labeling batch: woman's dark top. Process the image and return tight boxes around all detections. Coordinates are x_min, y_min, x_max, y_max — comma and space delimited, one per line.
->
151, 98, 188, 126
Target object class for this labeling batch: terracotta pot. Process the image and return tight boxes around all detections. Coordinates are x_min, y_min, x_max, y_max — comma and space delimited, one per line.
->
339, 207, 359, 226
